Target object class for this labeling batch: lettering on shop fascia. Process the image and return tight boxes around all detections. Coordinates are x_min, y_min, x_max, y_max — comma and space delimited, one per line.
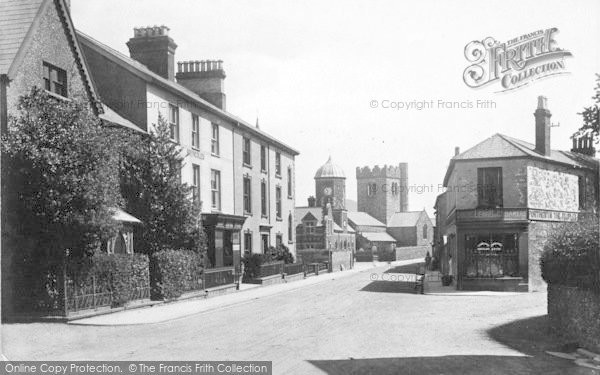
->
528, 209, 578, 222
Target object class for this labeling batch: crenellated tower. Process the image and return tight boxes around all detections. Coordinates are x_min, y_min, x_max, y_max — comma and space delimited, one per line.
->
356, 163, 408, 224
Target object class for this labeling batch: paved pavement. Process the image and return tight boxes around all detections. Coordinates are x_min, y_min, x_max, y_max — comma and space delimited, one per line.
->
2, 262, 596, 375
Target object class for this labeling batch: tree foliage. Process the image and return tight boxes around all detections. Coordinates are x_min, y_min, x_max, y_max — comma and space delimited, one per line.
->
574, 74, 600, 139
2, 88, 123, 257
120, 114, 207, 255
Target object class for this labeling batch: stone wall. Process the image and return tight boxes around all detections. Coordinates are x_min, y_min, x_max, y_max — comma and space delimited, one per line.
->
331, 250, 352, 271
394, 245, 430, 261
528, 221, 560, 292
548, 284, 600, 352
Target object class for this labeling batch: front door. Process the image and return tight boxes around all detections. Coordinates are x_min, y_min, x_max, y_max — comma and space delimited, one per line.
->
223, 230, 233, 267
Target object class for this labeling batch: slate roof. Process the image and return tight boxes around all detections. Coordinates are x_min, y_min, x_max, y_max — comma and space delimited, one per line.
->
99, 104, 146, 133
388, 211, 425, 227
77, 30, 299, 156
295, 207, 322, 225
0, 0, 44, 75
347, 211, 386, 227
360, 231, 396, 242
294, 206, 355, 233
443, 133, 599, 186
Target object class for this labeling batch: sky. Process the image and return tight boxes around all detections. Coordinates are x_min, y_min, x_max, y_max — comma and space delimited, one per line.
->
71, 0, 600, 217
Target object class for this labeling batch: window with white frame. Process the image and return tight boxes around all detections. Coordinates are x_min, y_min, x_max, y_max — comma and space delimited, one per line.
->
243, 137, 251, 166
192, 114, 200, 149
168, 104, 179, 142
192, 164, 201, 206
211, 169, 221, 210
276, 186, 282, 219
275, 152, 281, 176
243, 175, 252, 214
43, 62, 67, 97
211, 123, 220, 155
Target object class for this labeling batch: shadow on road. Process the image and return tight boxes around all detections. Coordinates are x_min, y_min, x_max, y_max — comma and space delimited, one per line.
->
384, 262, 425, 274
359, 281, 420, 294
307, 315, 598, 375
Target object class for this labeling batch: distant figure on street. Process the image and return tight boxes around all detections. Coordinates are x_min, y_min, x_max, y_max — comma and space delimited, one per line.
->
448, 254, 454, 284
425, 251, 432, 270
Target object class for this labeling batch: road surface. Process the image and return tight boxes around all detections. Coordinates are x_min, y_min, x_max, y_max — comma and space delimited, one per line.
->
2, 264, 595, 374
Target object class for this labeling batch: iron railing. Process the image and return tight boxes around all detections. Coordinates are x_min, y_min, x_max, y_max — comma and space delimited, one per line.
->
203, 267, 235, 289
257, 261, 285, 278
284, 263, 304, 276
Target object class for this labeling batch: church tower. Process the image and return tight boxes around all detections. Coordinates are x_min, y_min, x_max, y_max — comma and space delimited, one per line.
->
356, 163, 409, 224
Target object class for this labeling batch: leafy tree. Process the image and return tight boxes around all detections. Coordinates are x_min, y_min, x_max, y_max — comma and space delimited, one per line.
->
2, 88, 123, 258
574, 74, 600, 138
120, 114, 207, 256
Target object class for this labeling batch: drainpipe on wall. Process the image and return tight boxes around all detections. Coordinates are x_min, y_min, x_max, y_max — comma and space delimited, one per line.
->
0, 73, 7, 353
0, 74, 9, 135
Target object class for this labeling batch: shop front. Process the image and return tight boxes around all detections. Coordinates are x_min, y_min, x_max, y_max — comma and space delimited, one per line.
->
453, 209, 529, 291
202, 213, 247, 288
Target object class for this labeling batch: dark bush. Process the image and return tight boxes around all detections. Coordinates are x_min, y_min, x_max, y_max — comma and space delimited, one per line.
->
541, 218, 600, 292
242, 246, 294, 280
151, 249, 203, 300
242, 253, 266, 280
264, 244, 295, 264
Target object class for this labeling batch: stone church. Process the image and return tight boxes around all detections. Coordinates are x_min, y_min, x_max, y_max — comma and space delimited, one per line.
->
352, 164, 434, 259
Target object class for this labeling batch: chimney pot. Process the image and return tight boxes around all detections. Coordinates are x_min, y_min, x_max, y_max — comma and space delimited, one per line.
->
454, 147, 460, 156
534, 96, 552, 156
175, 58, 227, 109
127, 25, 177, 80
537, 96, 548, 110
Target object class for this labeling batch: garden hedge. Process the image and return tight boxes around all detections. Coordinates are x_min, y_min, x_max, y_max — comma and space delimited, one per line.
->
151, 249, 203, 300
540, 218, 600, 292
67, 253, 150, 307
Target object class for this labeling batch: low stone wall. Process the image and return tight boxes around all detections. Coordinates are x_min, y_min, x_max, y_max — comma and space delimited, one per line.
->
548, 284, 600, 352
394, 245, 430, 261
331, 250, 352, 272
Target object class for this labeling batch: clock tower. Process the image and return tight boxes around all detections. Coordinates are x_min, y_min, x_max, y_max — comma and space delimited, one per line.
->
314, 156, 346, 210
314, 156, 348, 231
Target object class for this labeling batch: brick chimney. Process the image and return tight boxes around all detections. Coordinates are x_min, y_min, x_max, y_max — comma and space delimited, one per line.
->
127, 26, 177, 81
571, 134, 596, 156
534, 96, 552, 156
308, 196, 316, 207
176, 60, 226, 110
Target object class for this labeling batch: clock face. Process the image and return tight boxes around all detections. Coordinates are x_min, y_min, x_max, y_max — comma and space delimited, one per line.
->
324, 187, 332, 196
